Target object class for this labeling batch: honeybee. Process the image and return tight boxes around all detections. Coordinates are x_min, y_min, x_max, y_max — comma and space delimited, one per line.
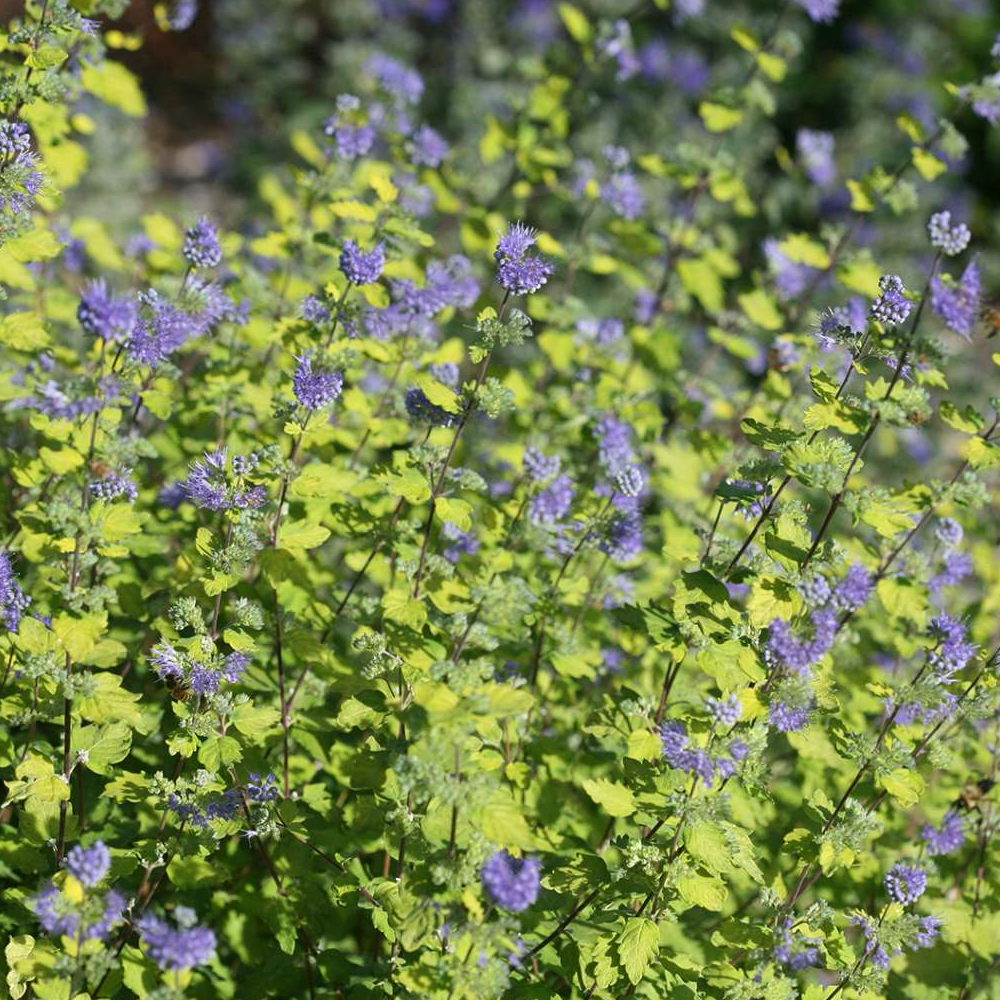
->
980, 303, 1000, 339
952, 777, 996, 812
164, 674, 192, 703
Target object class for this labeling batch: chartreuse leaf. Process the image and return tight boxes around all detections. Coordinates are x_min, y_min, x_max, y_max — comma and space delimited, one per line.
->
912, 146, 946, 180
383, 467, 431, 504
199, 735, 243, 770
415, 373, 461, 414
71, 723, 132, 775
684, 822, 734, 874
627, 728, 662, 761
434, 496, 472, 531
779, 233, 831, 269
80, 60, 147, 116
2, 755, 69, 808
558, 3, 591, 44
232, 704, 282, 742
738, 289, 783, 330
699, 102, 744, 133
677, 873, 728, 911
478, 791, 540, 850
964, 437, 1000, 469
878, 768, 925, 807
581, 778, 636, 817
677, 258, 724, 312
382, 589, 427, 630
77, 672, 144, 727
279, 520, 331, 550
619, 917, 659, 985
939, 401, 983, 434
52, 612, 106, 662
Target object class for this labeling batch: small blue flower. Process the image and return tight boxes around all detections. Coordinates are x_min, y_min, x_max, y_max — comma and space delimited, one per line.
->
293, 355, 343, 411
66, 841, 111, 887
884, 862, 927, 904
183, 217, 222, 269
340, 240, 385, 285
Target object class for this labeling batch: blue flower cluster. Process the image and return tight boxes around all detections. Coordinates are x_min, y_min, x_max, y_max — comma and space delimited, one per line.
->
494, 223, 554, 296
660, 719, 747, 787
150, 641, 249, 698
136, 907, 217, 971
0, 552, 30, 632
183, 447, 267, 511
480, 850, 541, 912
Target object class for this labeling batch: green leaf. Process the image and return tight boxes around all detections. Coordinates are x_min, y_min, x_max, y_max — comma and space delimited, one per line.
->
279, 519, 331, 551
479, 792, 539, 850
80, 60, 147, 117
167, 854, 219, 889
619, 917, 659, 985
912, 146, 946, 180
626, 728, 663, 762
382, 589, 427, 630
698, 102, 744, 133
232, 704, 281, 743
434, 496, 472, 532
415, 373, 461, 414
581, 778, 635, 817
878, 768, 925, 807
0, 311, 49, 351
198, 735, 243, 771
677, 257, 724, 312
740, 418, 800, 450
677, 873, 728, 911
78, 672, 144, 727
384, 468, 431, 504
52, 611, 107, 662
737, 289, 783, 331
684, 822, 734, 874
71, 723, 132, 775
778, 233, 831, 269
558, 3, 591, 44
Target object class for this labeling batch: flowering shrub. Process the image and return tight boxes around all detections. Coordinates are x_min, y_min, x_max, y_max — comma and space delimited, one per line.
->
3, 1, 1000, 999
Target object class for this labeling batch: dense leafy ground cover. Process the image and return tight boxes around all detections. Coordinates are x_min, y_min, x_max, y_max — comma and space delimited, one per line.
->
3, 1, 1000, 998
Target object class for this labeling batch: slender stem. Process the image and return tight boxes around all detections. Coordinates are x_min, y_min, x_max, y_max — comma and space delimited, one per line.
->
704, 500, 724, 561
801, 252, 942, 569
271, 413, 310, 548
654, 661, 682, 727
273, 813, 381, 907
274, 590, 290, 799
323, 280, 353, 350
448, 744, 461, 858
449, 487, 530, 661
412, 349, 495, 598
